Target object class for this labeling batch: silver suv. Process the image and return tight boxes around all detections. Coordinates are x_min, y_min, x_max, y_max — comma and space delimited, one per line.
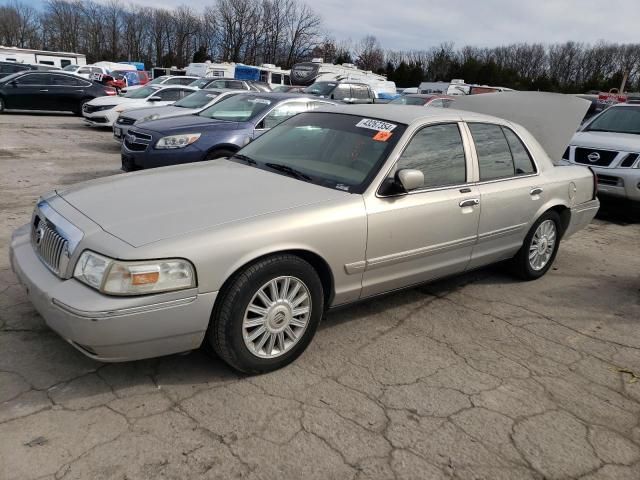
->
565, 103, 640, 210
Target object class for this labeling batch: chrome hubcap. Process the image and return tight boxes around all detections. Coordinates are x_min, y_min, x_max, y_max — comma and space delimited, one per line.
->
243, 276, 311, 358
529, 220, 557, 271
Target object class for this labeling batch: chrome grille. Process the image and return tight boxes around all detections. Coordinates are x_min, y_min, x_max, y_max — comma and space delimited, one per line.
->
31, 216, 68, 275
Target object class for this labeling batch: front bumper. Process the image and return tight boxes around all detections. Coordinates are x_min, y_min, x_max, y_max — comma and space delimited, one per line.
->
9, 224, 216, 362
121, 142, 206, 170
112, 123, 131, 143
83, 109, 118, 127
564, 199, 600, 239
591, 167, 640, 202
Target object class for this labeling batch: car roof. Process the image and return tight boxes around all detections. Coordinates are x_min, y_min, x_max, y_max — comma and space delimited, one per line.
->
316, 104, 503, 126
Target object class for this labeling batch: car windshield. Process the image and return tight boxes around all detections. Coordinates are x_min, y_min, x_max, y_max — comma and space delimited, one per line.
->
174, 90, 221, 109
303, 82, 337, 96
585, 106, 640, 134
234, 112, 407, 193
198, 94, 272, 121
148, 76, 168, 85
189, 78, 211, 88
124, 85, 159, 99
0, 72, 22, 84
390, 96, 429, 106
62, 65, 79, 71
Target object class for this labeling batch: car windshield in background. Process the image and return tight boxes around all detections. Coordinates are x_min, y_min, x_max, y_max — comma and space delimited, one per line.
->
303, 82, 336, 96
198, 95, 272, 121
147, 76, 168, 85
586, 106, 640, 134
174, 90, 220, 109
390, 96, 428, 105
189, 78, 211, 88
234, 112, 407, 193
124, 85, 159, 99
62, 64, 79, 71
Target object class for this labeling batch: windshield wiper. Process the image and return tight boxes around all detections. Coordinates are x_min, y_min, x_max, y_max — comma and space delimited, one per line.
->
231, 153, 257, 165
264, 162, 312, 181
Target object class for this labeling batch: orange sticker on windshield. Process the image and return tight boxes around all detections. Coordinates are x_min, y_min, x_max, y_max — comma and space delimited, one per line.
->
373, 131, 392, 142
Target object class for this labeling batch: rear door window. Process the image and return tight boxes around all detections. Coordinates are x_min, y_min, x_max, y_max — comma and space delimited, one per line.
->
503, 128, 536, 175
468, 123, 515, 181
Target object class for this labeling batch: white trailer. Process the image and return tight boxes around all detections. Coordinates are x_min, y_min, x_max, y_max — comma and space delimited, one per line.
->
0, 46, 86, 68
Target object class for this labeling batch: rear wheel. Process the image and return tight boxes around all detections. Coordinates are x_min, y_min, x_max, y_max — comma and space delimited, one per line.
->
209, 254, 324, 373
205, 148, 236, 161
510, 211, 561, 280
0, 96, 5, 113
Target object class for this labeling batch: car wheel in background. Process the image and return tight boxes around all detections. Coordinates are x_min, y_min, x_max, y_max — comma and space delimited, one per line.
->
208, 254, 324, 373
0, 96, 4, 113
511, 210, 561, 280
205, 148, 236, 161
75, 98, 90, 116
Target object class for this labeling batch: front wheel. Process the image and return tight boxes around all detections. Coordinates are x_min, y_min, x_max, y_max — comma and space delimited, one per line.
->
510, 211, 561, 280
208, 254, 324, 373
75, 98, 90, 116
205, 148, 236, 161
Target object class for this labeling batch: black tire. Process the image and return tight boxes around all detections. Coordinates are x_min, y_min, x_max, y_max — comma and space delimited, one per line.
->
209, 254, 324, 373
205, 148, 236, 161
510, 210, 561, 280
75, 98, 90, 116
0, 96, 4, 113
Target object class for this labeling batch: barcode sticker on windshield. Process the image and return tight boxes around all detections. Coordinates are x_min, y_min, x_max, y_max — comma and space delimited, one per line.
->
356, 118, 397, 132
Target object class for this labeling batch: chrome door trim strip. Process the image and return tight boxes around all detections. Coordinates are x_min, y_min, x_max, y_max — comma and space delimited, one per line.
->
364, 235, 477, 271
344, 261, 366, 275
477, 223, 527, 242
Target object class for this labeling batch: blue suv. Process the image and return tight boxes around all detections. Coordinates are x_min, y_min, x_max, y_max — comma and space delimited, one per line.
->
121, 93, 336, 171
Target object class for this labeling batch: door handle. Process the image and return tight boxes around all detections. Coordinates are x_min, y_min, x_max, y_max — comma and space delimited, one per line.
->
459, 198, 480, 208
39, 89, 49, 92
530, 187, 543, 196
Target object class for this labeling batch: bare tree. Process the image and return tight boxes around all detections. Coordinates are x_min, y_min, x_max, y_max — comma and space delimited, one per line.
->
355, 35, 383, 71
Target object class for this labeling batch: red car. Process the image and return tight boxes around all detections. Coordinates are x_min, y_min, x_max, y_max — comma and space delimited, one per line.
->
106, 70, 150, 91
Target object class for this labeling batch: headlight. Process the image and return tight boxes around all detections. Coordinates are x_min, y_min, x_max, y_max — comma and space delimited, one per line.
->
155, 133, 201, 149
74, 251, 196, 295
141, 114, 160, 122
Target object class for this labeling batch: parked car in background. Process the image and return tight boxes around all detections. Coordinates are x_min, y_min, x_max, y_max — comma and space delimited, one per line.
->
0, 71, 116, 114
389, 94, 455, 107
120, 93, 336, 171
107, 70, 150, 91
564, 103, 640, 210
303, 81, 375, 104
113, 88, 241, 142
10, 96, 599, 373
0, 61, 61, 79
189, 77, 272, 92
62, 64, 108, 80
83, 85, 196, 127
121, 75, 199, 94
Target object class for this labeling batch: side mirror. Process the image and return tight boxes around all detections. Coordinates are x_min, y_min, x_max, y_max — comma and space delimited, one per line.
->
148, 96, 162, 102
397, 169, 424, 191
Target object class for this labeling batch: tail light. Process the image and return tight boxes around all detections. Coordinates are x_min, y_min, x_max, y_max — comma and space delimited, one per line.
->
588, 166, 598, 200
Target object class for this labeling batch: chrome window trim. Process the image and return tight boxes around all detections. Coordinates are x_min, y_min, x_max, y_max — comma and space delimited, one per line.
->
374, 119, 475, 198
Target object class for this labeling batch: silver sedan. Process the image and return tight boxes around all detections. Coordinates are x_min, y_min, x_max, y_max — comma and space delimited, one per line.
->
10, 94, 599, 373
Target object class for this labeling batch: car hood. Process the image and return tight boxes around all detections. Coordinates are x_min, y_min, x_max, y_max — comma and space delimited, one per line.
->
56, 160, 348, 247
123, 105, 190, 120
570, 130, 640, 151
134, 114, 242, 133
88, 95, 141, 107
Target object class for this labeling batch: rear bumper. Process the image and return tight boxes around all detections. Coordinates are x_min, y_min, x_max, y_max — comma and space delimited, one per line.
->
9, 224, 216, 362
564, 199, 600, 239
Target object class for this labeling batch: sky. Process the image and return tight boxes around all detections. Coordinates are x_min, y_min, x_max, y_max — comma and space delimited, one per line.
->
31, 0, 640, 51
118, 0, 640, 50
